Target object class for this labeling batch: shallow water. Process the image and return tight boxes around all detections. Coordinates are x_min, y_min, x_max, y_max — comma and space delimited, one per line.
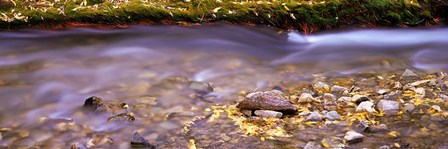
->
0, 25, 448, 148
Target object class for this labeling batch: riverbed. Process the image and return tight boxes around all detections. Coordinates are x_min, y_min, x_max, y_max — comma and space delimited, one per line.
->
0, 25, 447, 148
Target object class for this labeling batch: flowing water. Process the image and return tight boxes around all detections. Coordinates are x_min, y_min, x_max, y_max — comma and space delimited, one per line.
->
0, 25, 447, 148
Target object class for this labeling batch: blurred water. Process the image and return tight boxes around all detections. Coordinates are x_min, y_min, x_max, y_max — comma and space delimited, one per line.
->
0, 25, 447, 148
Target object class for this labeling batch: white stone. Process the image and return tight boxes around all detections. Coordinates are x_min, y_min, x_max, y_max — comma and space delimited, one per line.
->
337, 96, 352, 102
344, 131, 364, 143
377, 89, 388, 95
298, 93, 318, 103
254, 110, 283, 118
414, 87, 425, 98
331, 85, 348, 94
377, 100, 399, 111
356, 101, 374, 113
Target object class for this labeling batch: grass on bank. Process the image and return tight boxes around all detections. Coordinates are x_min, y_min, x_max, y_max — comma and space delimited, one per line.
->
0, 0, 436, 31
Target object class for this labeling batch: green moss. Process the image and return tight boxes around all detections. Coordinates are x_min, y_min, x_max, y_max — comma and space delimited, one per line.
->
0, 0, 436, 30
419, 10, 432, 19
87, 0, 105, 5
385, 12, 401, 23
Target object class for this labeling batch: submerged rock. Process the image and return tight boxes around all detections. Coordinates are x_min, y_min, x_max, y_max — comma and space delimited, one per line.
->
131, 132, 156, 149
107, 113, 135, 122
188, 81, 214, 95
236, 90, 297, 113
254, 110, 283, 118
366, 124, 389, 133
304, 141, 322, 149
83, 96, 110, 113
325, 111, 340, 121
305, 112, 322, 122
357, 120, 369, 131
401, 69, 419, 82
344, 131, 364, 143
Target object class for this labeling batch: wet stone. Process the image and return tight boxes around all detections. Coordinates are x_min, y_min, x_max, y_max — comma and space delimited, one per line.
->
344, 131, 364, 144
188, 81, 214, 95
305, 112, 322, 122
298, 93, 318, 103
403, 103, 415, 113
331, 85, 348, 95
414, 87, 426, 98
254, 110, 283, 118
357, 120, 369, 131
431, 105, 442, 112
352, 95, 370, 105
236, 90, 297, 113
299, 112, 311, 116
337, 96, 351, 102
377, 89, 388, 95
440, 94, 448, 101
366, 124, 389, 133
241, 110, 252, 117
377, 100, 399, 113
313, 82, 330, 94
83, 96, 110, 113
323, 93, 337, 110
400, 69, 419, 83
107, 113, 135, 122
304, 141, 322, 149
131, 132, 156, 149
356, 101, 374, 113
220, 134, 232, 142
136, 96, 158, 106
324, 111, 340, 121
393, 82, 402, 89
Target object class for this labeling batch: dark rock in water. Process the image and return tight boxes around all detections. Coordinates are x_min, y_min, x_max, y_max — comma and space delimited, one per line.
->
131, 132, 156, 149
83, 96, 110, 113
107, 113, 135, 122
236, 90, 297, 113
188, 81, 214, 95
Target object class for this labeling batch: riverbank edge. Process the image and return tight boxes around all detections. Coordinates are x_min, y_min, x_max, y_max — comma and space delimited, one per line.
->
0, 0, 446, 32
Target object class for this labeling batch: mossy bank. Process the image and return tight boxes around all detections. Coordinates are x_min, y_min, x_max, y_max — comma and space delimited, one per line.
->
0, 0, 447, 31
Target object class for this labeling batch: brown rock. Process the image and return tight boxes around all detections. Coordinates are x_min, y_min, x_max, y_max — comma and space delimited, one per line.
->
236, 90, 297, 113
83, 96, 110, 113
